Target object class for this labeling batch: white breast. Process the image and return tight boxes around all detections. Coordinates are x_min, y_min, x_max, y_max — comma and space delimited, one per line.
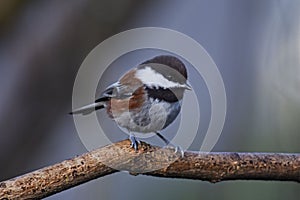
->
112, 99, 181, 133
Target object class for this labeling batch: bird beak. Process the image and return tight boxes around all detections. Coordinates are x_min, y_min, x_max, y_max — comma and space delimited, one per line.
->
184, 83, 192, 90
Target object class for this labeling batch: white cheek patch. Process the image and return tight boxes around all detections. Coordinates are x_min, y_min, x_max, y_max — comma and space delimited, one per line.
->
135, 66, 185, 89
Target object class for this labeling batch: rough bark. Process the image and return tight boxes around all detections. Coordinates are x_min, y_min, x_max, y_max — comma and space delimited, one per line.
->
0, 140, 299, 199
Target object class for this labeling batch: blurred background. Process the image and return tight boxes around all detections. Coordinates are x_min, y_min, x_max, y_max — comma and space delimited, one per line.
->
0, 0, 299, 199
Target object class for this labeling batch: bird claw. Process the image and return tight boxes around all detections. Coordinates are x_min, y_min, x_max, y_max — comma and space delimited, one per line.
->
129, 134, 140, 151
163, 145, 184, 158
155, 132, 184, 157
174, 146, 184, 157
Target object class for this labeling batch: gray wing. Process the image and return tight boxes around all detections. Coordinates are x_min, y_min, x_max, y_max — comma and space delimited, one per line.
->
71, 82, 135, 115
95, 82, 133, 102
70, 82, 131, 115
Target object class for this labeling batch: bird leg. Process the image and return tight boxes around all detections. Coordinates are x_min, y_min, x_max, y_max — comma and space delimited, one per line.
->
129, 133, 140, 151
155, 132, 184, 157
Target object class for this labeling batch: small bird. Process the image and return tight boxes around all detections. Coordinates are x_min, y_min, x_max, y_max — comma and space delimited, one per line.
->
70, 55, 191, 151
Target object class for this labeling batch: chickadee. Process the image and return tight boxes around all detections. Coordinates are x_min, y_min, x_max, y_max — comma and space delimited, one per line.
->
70, 55, 191, 151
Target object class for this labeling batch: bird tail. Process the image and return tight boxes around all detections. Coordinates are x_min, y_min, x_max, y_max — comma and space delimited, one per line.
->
69, 102, 105, 115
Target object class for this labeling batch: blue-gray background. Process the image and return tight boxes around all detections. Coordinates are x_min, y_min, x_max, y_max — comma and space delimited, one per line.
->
0, 0, 299, 199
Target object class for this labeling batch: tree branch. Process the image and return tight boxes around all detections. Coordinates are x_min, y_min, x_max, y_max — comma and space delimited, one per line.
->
0, 140, 299, 199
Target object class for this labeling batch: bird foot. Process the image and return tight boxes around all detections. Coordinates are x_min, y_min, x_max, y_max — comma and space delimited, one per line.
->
129, 135, 140, 151
174, 145, 185, 158
163, 144, 184, 157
